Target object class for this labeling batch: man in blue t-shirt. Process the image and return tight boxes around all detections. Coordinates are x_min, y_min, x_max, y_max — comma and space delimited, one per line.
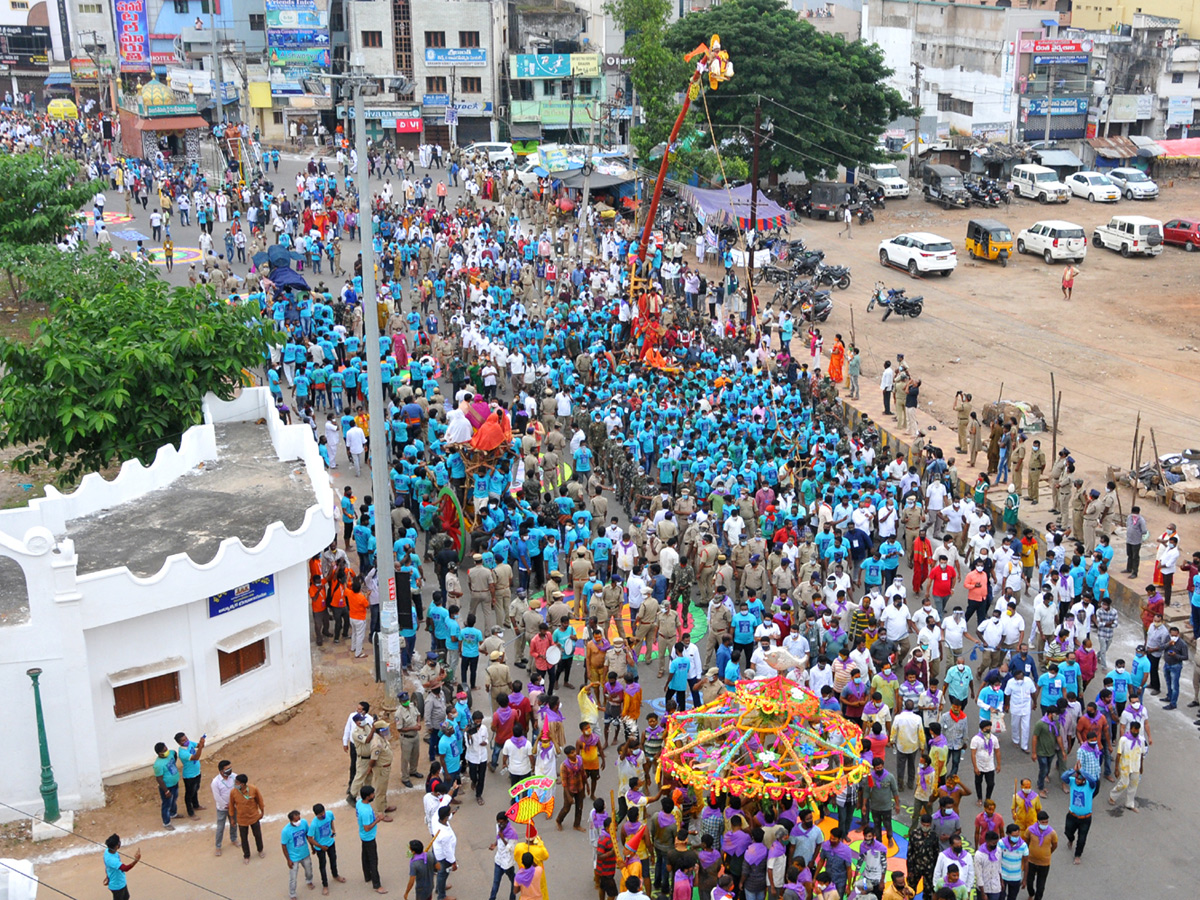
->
174, 731, 206, 817
1061, 765, 1097, 861
307, 803, 342, 890
437, 721, 463, 783
356, 787, 383, 890
103, 834, 141, 900
281, 810, 314, 898
731, 602, 757, 664
152, 741, 181, 827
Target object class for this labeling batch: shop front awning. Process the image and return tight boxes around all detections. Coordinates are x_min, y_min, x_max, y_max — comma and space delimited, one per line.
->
129, 114, 209, 132
44, 73, 72, 86
1036, 149, 1082, 167
509, 122, 541, 140
1088, 136, 1139, 159
1129, 134, 1166, 157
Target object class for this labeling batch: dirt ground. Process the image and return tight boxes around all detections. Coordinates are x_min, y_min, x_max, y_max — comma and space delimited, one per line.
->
757, 177, 1200, 601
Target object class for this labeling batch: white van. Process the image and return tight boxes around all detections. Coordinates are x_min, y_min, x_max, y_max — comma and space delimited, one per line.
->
1011, 164, 1070, 204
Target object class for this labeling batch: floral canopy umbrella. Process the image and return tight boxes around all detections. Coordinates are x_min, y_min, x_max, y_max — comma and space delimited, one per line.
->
657, 675, 869, 803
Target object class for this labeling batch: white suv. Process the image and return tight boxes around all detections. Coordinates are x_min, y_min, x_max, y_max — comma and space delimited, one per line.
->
1107, 167, 1158, 200
1093, 215, 1164, 257
878, 232, 957, 277
1016, 220, 1088, 264
464, 142, 515, 164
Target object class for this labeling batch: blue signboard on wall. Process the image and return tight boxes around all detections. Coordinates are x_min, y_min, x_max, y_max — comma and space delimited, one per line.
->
424, 47, 487, 67
208, 575, 275, 618
512, 53, 570, 78
1032, 53, 1088, 65
1026, 97, 1089, 116
268, 29, 331, 48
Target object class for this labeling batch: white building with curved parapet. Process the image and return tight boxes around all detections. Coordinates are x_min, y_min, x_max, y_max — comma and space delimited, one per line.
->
0, 389, 335, 821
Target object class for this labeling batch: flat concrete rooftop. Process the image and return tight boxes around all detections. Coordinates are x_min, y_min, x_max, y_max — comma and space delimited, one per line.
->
65, 422, 317, 578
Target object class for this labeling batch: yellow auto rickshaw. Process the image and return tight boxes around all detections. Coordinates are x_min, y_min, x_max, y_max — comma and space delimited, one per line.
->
965, 218, 1013, 267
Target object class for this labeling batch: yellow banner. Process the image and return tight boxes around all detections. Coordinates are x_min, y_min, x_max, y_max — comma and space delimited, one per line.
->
570, 54, 600, 77
248, 82, 272, 109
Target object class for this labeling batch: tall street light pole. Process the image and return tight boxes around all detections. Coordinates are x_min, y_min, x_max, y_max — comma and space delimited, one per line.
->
348, 63, 405, 698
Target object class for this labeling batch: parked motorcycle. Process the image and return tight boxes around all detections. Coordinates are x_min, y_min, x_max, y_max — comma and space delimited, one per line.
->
867, 281, 923, 319
797, 292, 833, 322
881, 293, 923, 320
814, 263, 852, 290
855, 203, 875, 225
792, 249, 825, 275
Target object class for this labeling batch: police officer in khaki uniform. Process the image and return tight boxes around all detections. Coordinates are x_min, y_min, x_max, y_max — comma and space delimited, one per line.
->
730, 540, 751, 597
715, 555, 736, 599
954, 391, 973, 453
546, 590, 572, 627
1083, 489, 1102, 551
1048, 449, 1069, 512
347, 714, 375, 803
508, 590, 530, 641
544, 570, 563, 601
1070, 479, 1088, 538
696, 535, 719, 602
569, 548, 593, 618
1027, 440, 1047, 504
602, 576, 627, 638
394, 692, 423, 788
364, 721, 394, 819
466, 554, 497, 629
894, 358, 911, 430
519, 600, 544, 669
1011, 435, 1028, 495
633, 589, 659, 663
901, 499, 924, 557
540, 388, 558, 429
486, 650, 512, 713
655, 601, 680, 677
493, 557, 514, 627
1098, 482, 1120, 536
742, 555, 768, 602
704, 592, 733, 669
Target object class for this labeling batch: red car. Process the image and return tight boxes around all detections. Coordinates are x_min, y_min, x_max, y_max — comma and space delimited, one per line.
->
1163, 217, 1200, 251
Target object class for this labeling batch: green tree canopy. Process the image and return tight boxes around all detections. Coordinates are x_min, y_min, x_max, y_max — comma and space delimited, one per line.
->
0, 244, 138, 307
665, 0, 911, 178
0, 280, 275, 482
605, 0, 690, 161
0, 152, 97, 247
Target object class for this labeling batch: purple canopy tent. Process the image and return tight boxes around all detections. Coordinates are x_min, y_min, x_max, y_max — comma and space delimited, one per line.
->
677, 183, 791, 232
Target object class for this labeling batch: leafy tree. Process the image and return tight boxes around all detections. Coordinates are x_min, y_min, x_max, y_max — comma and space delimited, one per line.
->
665, 0, 911, 178
0, 282, 275, 482
605, 0, 690, 161
0, 152, 96, 247
668, 140, 750, 186
0, 245, 137, 307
